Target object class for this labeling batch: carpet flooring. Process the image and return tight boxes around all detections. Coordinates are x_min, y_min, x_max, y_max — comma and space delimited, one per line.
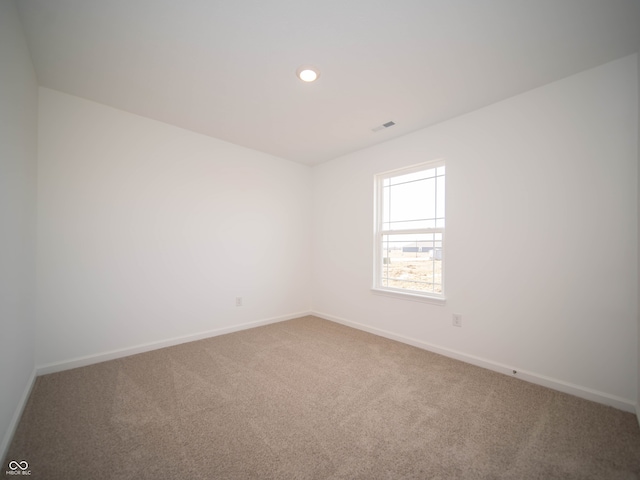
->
4, 315, 640, 479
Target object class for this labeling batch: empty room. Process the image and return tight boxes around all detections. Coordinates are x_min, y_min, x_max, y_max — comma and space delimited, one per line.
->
1, 0, 640, 478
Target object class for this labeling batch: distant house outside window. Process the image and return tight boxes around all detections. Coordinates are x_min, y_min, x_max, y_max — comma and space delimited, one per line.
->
373, 161, 445, 302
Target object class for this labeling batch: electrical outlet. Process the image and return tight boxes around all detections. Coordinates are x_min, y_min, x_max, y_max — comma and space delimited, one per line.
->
235, 297, 242, 307
452, 314, 462, 327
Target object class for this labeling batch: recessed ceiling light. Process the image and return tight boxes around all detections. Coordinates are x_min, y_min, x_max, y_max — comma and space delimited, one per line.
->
296, 66, 320, 82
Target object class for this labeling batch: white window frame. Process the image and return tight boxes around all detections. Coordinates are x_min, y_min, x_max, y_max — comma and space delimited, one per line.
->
372, 160, 446, 305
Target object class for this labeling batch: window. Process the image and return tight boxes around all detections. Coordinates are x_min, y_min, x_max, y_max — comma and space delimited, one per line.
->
373, 161, 445, 301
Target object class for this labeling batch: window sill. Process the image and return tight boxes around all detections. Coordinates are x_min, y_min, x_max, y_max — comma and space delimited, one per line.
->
370, 288, 446, 306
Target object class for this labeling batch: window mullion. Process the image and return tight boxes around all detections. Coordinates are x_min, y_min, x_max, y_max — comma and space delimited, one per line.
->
380, 228, 444, 236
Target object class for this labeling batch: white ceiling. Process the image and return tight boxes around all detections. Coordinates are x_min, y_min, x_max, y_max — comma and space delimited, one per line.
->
16, 0, 640, 165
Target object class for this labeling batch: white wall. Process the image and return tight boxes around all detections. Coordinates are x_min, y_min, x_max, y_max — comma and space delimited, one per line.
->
37, 88, 311, 367
312, 55, 638, 408
0, 0, 38, 460
637, 46, 640, 423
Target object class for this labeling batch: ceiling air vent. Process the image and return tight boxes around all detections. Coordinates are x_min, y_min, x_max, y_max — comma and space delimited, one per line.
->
371, 121, 396, 132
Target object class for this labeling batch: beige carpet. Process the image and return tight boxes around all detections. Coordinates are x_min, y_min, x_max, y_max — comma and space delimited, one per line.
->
4, 315, 640, 479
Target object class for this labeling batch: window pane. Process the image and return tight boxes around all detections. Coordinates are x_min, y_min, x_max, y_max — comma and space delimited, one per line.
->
388, 167, 436, 186
383, 176, 440, 230
381, 233, 443, 294
436, 174, 445, 226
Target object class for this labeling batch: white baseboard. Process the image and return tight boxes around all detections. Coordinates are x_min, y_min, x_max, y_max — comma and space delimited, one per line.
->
28, 308, 639, 414
311, 310, 637, 414
1, 368, 37, 465
37, 311, 312, 376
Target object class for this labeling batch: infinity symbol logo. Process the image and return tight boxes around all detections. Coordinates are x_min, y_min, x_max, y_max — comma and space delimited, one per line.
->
8, 461, 28, 470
